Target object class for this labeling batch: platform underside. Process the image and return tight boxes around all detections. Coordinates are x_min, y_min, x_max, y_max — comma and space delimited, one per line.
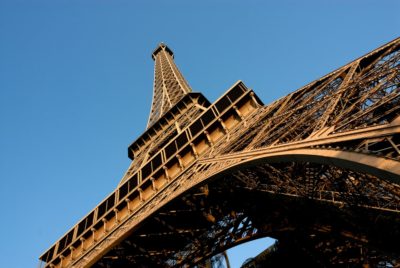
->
94, 161, 400, 267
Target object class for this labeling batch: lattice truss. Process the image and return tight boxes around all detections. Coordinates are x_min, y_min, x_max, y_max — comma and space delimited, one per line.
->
95, 39, 400, 267
97, 163, 400, 267
121, 101, 205, 183
148, 43, 192, 128
212, 37, 400, 223
228, 39, 400, 152
39, 39, 400, 268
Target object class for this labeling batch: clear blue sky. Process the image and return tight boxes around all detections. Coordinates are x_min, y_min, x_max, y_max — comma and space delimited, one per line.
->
0, 1, 398, 267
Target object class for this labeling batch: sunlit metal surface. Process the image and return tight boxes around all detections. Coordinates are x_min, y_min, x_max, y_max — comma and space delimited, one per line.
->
40, 38, 400, 268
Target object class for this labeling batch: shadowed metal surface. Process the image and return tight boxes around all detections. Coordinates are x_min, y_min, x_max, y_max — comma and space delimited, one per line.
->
40, 38, 400, 268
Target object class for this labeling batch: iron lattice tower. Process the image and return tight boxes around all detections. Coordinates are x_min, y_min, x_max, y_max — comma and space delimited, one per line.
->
40, 38, 400, 268
147, 43, 192, 128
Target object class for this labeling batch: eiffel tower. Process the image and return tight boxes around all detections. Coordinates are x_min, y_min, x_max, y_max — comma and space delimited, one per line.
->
40, 39, 400, 268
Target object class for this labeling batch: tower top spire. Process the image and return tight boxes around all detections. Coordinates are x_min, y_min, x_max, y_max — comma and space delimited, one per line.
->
152, 42, 174, 60
147, 43, 192, 128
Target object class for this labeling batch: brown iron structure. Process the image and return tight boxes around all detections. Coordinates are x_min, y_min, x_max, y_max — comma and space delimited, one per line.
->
40, 39, 400, 267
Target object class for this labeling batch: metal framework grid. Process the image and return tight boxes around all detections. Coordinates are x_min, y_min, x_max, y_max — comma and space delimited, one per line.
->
40, 38, 400, 268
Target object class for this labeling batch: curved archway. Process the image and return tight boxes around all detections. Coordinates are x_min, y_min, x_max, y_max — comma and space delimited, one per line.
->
97, 151, 400, 267
170, 151, 400, 267
201, 148, 400, 185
